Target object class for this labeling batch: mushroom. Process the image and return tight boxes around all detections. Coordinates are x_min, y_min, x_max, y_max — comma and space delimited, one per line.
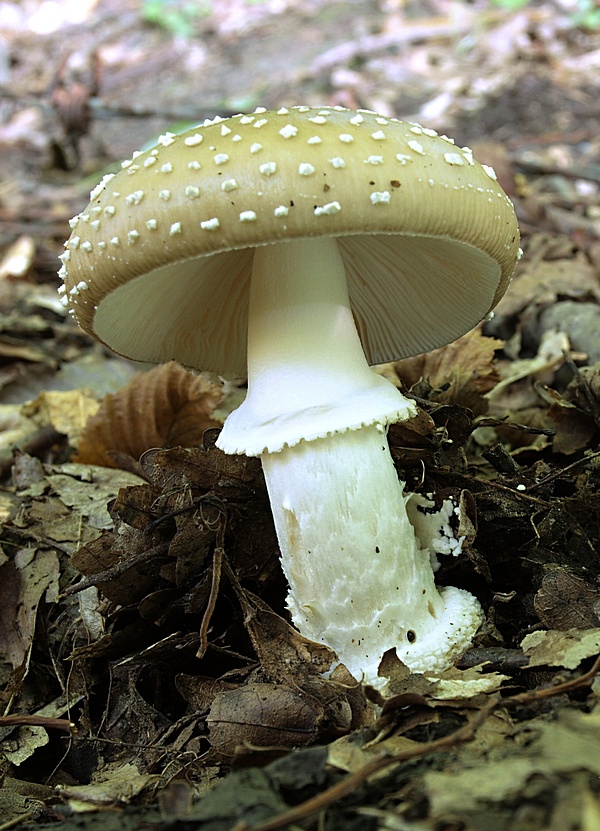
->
59, 106, 520, 686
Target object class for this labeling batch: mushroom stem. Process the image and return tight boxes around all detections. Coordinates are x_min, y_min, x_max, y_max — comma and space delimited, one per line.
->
218, 237, 413, 455
217, 237, 482, 684
262, 428, 481, 683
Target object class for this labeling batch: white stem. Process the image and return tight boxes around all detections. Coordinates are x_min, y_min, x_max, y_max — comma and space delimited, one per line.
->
217, 237, 482, 685
262, 428, 481, 684
217, 238, 414, 456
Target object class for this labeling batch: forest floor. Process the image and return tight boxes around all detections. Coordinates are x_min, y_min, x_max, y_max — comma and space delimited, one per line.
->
0, 1, 600, 829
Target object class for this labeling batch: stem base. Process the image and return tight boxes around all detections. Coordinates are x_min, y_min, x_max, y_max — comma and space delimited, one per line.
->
262, 426, 482, 685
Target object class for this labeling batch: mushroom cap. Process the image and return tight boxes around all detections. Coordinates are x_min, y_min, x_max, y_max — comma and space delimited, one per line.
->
60, 106, 520, 376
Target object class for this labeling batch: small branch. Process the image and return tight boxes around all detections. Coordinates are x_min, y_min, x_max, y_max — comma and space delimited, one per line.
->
231, 701, 496, 831
504, 653, 600, 706
61, 541, 170, 597
435, 469, 553, 508
232, 655, 600, 831
197, 525, 225, 659
0, 715, 74, 732
0, 812, 36, 831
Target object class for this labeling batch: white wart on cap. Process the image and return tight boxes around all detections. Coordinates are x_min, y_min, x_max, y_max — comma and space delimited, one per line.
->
60, 105, 519, 380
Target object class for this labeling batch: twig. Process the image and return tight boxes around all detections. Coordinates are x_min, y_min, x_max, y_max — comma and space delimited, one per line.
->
435, 469, 553, 508
0, 812, 35, 831
0, 715, 74, 732
231, 700, 496, 831
232, 655, 600, 831
197, 524, 225, 659
524, 450, 600, 493
61, 541, 170, 597
505, 653, 600, 706
512, 155, 600, 184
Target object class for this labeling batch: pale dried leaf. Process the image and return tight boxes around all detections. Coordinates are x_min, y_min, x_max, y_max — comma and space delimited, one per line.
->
0, 235, 35, 279
426, 709, 600, 817
2, 725, 49, 766
23, 389, 100, 447
327, 731, 418, 778
59, 762, 160, 810
45, 463, 144, 531
488, 329, 571, 402
520, 628, 600, 669
425, 664, 510, 699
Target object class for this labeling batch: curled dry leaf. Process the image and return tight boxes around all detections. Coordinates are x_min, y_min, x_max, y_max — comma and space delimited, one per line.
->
74, 362, 223, 467
390, 329, 503, 415
231, 586, 336, 682
540, 364, 600, 454
546, 394, 598, 455
57, 762, 160, 809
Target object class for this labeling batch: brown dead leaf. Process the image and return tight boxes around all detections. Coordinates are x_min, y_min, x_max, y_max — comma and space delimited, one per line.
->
492, 238, 600, 321
535, 571, 600, 630
216, 580, 369, 739
67, 438, 279, 667
0, 548, 59, 669
176, 675, 238, 714
70, 523, 168, 608
139, 443, 276, 589
537, 365, 600, 454
392, 329, 503, 415
141, 435, 265, 500
207, 683, 322, 758
74, 362, 223, 467
229, 586, 336, 682
547, 399, 598, 455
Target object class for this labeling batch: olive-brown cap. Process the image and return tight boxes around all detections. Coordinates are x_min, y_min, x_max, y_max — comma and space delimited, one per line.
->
59, 105, 520, 377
